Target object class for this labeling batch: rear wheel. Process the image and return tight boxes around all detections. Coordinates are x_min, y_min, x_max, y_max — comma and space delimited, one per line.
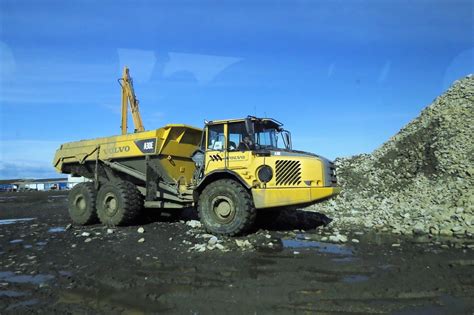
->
68, 182, 98, 225
96, 181, 143, 226
198, 179, 256, 236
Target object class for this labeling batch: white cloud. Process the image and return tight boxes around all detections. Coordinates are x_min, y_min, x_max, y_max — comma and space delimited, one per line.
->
0, 140, 63, 179
145, 111, 165, 124
0, 61, 117, 105
327, 63, 335, 77
442, 48, 474, 90
378, 60, 391, 83
163, 52, 242, 84
0, 41, 17, 85
117, 48, 157, 83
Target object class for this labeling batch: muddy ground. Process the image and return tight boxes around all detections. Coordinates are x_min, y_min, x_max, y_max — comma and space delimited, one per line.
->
0, 191, 473, 314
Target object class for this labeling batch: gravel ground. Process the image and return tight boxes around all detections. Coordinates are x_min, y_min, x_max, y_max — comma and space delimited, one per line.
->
0, 191, 473, 314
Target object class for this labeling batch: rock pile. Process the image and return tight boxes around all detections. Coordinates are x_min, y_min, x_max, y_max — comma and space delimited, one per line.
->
311, 75, 474, 238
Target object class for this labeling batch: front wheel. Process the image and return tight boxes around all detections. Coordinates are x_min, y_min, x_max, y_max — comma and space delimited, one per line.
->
198, 179, 256, 236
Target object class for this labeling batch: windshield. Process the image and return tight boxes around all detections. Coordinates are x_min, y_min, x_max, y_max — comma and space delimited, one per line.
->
254, 123, 289, 150
255, 127, 278, 148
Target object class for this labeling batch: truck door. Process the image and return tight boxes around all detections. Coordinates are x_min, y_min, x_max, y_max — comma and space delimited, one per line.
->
226, 122, 252, 169
205, 124, 226, 173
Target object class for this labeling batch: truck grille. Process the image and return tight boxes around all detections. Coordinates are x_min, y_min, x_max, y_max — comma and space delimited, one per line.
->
275, 160, 301, 186
327, 161, 338, 186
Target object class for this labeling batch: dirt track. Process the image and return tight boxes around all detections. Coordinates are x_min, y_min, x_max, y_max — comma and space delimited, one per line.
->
0, 191, 473, 314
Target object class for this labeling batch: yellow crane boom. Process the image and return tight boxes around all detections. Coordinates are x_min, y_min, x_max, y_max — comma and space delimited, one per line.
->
119, 67, 145, 135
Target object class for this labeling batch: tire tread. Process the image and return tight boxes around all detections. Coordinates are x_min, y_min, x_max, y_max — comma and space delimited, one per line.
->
198, 179, 256, 236
68, 182, 98, 225
97, 181, 143, 226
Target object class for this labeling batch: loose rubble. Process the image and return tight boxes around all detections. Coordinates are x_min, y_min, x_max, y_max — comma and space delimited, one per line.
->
309, 75, 474, 242
186, 220, 202, 228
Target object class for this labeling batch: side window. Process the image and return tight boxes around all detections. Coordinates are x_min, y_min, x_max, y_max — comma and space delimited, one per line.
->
228, 122, 249, 151
207, 124, 225, 150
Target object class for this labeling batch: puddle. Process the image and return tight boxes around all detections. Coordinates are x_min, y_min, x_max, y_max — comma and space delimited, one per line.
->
59, 271, 73, 277
0, 290, 28, 297
23, 245, 33, 249
6, 298, 39, 310
0, 196, 19, 200
394, 294, 470, 315
36, 241, 47, 246
341, 274, 369, 283
282, 239, 353, 256
10, 239, 24, 244
0, 271, 54, 284
48, 227, 66, 233
0, 218, 35, 225
332, 257, 358, 263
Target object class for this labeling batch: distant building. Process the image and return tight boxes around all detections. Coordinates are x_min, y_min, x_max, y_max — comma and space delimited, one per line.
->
0, 176, 90, 192
20, 178, 68, 191
67, 175, 90, 189
0, 179, 20, 192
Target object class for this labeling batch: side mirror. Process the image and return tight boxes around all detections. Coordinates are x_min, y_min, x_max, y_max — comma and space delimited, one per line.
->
244, 118, 254, 138
282, 130, 292, 150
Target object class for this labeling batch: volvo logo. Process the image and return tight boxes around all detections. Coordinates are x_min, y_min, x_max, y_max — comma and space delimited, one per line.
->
104, 146, 130, 154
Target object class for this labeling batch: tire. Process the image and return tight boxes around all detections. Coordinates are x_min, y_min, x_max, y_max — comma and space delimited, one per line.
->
68, 182, 98, 225
198, 179, 256, 236
96, 181, 143, 226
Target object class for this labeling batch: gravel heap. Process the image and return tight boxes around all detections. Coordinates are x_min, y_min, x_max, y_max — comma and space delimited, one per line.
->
310, 75, 474, 238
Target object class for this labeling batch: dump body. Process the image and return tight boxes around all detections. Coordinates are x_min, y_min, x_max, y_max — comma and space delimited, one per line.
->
53, 124, 202, 190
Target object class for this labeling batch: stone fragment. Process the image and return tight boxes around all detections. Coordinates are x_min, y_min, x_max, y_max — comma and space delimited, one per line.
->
208, 236, 218, 245
235, 239, 252, 248
186, 220, 202, 228
189, 244, 206, 252
413, 223, 426, 235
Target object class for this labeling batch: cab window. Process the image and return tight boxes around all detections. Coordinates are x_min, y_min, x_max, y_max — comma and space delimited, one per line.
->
228, 122, 252, 151
207, 124, 225, 150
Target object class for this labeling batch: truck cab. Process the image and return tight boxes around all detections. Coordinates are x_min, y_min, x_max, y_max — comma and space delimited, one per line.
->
193, 116, 340, 235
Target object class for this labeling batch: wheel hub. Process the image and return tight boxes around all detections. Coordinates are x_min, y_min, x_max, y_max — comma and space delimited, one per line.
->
103, 193, 118, 216
211, 196, 235, 223
74, 195, 87, 215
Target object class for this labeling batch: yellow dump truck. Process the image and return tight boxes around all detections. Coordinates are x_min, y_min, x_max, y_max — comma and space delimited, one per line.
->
52, 68, 340, 235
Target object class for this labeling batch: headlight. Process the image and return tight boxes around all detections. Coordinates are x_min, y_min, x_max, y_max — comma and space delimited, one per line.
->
257, 165, 273, 183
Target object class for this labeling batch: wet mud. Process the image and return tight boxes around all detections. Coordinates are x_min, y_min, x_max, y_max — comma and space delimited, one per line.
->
0, 191, 473, 314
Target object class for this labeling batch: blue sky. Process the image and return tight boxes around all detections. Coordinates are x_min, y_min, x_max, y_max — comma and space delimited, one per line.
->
0, 0, 473, 179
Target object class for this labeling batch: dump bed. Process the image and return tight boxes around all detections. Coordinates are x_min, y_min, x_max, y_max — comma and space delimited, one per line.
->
53, 124, 202, 184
